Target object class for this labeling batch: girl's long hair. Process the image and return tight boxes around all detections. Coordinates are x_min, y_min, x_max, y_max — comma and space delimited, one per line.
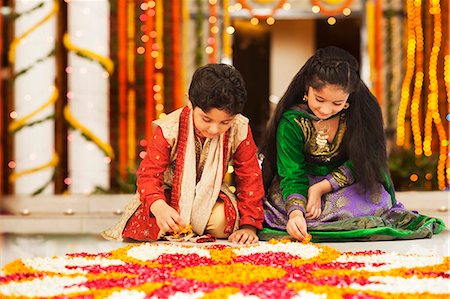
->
260, 46, 388, 192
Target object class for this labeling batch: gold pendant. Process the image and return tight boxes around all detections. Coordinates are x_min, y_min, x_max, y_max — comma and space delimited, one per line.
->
315, 120, 330, 150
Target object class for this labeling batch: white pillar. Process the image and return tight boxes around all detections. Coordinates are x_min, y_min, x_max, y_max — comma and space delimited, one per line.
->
13, 0, 57, 194
67, 1, 110, 194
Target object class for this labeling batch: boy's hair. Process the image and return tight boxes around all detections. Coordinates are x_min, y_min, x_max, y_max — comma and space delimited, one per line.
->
188, 63, 247, 115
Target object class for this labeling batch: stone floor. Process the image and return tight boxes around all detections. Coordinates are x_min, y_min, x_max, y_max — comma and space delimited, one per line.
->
0, 191, 449, 268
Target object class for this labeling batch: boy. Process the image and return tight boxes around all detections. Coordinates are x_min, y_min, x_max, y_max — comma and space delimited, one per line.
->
102, 64, 264, 244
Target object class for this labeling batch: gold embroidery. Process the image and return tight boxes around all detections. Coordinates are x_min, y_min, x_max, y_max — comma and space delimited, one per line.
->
295, 114, 346, 163
286, 198, 306, 212
332, 171, 350, 187
335, 196, 349, 209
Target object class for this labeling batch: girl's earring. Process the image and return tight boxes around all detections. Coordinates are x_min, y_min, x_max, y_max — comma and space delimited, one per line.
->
343, 102, 350, 109
303, 95, 308, 102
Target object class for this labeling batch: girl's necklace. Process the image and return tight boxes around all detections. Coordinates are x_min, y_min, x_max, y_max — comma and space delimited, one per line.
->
315, 120, 330, 150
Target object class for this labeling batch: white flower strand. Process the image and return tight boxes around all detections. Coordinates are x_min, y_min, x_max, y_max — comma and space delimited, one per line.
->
349, 276, 450, 294
107, 290, 147, 299
337, 252, 444, 272
0, 276, 88, 297
23, 256, 125, 274
127, 243, 211, 261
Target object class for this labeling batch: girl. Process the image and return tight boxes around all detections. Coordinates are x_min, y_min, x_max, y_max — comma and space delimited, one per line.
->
260, 46, 444, 241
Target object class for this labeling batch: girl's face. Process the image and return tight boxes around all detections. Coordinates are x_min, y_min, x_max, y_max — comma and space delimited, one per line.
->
192, 106, 235, 139
306, 85, 349, 120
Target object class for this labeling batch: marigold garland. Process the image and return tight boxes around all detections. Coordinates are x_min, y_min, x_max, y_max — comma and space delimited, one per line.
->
63, 33, 114, 75
8, 0, 59, 64
63, 106, 114, 159
311, 0, 353, 17
8, 89, 59, 133
238, 0, 286, 17
8, 153, 59, 183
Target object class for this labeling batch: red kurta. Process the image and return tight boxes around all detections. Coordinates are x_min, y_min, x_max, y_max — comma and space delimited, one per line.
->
122, 107, 264, 241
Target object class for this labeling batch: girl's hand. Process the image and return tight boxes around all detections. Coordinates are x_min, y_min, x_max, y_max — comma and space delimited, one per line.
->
286, 210, 308, 240
228, 225, 258, 244
306, 187, 322, 219
306, 180, 332, 219
150, 200, 184, 234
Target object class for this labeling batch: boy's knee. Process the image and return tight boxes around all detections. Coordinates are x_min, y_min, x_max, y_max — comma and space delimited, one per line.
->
205, 200, 230, 239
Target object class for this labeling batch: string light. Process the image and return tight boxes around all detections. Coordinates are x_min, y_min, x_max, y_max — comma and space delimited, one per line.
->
445, 54, 450, 187
411, 0, 424, 156
396, 0, 416, 147
208, 0, 218, 62
423, 0, 447, 190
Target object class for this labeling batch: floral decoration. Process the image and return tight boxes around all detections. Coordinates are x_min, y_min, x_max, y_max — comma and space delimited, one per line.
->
0, 240, 449, 298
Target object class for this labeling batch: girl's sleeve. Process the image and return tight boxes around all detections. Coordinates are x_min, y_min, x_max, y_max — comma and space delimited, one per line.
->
136, 125, 171, 209
277, 116, 309, 216
325, 160, 355, 191
233, 125, 264, 230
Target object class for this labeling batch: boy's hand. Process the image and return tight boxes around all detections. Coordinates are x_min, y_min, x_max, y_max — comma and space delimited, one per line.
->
228, 225, 258, 244
150, 200, 184, 234
286, 210, 308, 240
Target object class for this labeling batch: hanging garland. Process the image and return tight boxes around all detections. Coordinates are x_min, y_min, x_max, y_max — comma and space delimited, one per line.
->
126, 0, 136, 171
410, 0, 424, 156
238, 0, 286, 17
445, 52, 450, 187
222, 0, 232, 62
63, 33, 114, 75
117, 0, 128, 179
144, 0, 155, 143
8, 0, 59, 64
172, 0, 182, 108
374, 0, 382, 105
0, 0, 3, 194
181, 0, 188, 97
154, 0, 165, 119
311, 0, 353, 17
423, 0, 447, 190
208, 0, 217, 63
194, 0, 204, 67
396, 0, 416, 147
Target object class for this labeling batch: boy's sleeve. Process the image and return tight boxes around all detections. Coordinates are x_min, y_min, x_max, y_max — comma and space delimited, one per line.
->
233, 125, 264, 230
277, 116, 309, 216
136, 125, 171, 209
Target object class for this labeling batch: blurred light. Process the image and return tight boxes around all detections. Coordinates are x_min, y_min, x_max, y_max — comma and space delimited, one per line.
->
327, 17, 337, 25
226, 26, 235, 34
250, 17, 259, 25
343, 8, 352, 16
410, 174, 419, 182
266, 17, 275, 25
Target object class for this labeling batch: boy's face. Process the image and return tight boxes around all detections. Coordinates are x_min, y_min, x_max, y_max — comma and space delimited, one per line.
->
192, 106, 235, 139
